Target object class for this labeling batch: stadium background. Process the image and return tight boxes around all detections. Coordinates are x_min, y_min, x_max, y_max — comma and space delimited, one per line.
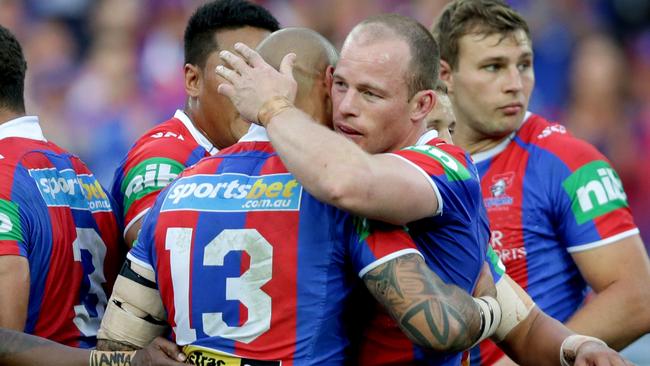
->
2, 0, 649, 247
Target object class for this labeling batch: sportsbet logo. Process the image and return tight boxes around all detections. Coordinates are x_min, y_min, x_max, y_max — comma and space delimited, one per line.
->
403, 145, 471, 181
161, 173, 302, 212
122, 158, 185, 212
29, 168, 112, 212
0, 199, 24, 242
562, 161, 628, 224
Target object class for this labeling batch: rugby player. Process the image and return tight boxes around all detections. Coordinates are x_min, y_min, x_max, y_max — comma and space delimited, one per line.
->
97, 27, 504, 365
214, 14, 631, 366
0, 24, 123, 348
431, 1, 650, 363
110, 0, 279, 247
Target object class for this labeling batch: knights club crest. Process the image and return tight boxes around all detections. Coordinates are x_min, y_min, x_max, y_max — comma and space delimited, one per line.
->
485, 172, 514, 209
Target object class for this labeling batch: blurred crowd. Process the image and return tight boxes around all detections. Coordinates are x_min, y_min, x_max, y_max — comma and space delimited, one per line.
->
2, 0, 649, 244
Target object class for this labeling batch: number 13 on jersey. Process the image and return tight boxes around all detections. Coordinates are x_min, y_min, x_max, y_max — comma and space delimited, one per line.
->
165, 227, 273, 345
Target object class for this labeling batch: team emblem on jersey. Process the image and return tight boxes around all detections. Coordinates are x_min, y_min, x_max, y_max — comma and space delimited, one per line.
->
484, 172, 514, 209
29, 168, 112, 212
162, 173, 302, 212
562, 160, 628, 224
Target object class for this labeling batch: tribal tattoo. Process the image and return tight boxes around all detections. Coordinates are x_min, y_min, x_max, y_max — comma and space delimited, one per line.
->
363, 253, 482, 352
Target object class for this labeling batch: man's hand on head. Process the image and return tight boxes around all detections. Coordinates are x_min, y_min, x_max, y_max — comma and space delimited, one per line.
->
216, 42, 298, 125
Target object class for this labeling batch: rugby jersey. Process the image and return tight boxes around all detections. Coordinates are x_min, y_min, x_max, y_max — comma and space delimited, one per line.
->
128, 125, 421, 366
111, 110, 218, 238
357, 130, 504, 366
471, 112, 638, 365
0, 116, 123, 348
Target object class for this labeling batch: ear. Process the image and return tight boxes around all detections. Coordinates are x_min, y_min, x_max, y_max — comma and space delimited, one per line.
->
409, 89, 436, 122
325, 65, 335, 97
439, 59, 453, 93
184, 63, 201, 98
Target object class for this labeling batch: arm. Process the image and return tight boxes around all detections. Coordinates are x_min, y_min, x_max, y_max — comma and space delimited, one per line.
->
0, 328, 186, 366
97, 260, 168, 351
216, 44, 437, 225
493, 275, 629, 366
124, 220, 142, 249
362, 253, 498, 352
265, 108, 437, 225
0, 256, 29, 330
567, 234, 650, 350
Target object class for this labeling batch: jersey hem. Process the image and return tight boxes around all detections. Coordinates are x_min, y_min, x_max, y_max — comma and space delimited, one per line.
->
566, 228, 640, 253
387, 153, 443, 216
126, 252, 155, 272
358, 248, 423, 278
123, 208, 151, 237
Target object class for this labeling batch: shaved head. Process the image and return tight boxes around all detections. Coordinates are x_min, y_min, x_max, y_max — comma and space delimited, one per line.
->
257, 27, 338, 124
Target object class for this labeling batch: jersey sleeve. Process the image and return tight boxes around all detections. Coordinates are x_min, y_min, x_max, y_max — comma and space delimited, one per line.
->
547, 138, 639, 253
113, 140, 188, 235
345, 216, 422, 278
0, 166, 33, 257
126, 198, 159, 272
391, 142, 482, 222
485, 245, 505, 283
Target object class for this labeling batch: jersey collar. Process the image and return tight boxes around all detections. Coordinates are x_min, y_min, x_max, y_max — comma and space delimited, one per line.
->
174, 109, 218, 155
471, 111, 532, 163
238, 124, 269, 142
0, 115, 47, 142
415, 129, 439, 146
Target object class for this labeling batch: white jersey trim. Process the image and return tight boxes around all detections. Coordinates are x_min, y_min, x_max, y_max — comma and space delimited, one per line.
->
358, 248, 423, 278
123, 207, 151, 238
239, 124, 269, 142
386, 153, 444, 216
567, 228, 640, 253
471, 111, 533, 163
174, 110, 218, 155
0, 116, 47, 142
126, 252, 155, 272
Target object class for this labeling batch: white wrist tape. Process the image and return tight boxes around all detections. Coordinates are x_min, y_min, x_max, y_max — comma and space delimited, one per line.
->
560, 335, 608, 366
472, 296, 502, 347
493, 275, 535, 342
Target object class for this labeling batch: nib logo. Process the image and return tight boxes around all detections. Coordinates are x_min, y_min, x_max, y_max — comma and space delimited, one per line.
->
122, 158, 185, 212
563, 161, 628, 224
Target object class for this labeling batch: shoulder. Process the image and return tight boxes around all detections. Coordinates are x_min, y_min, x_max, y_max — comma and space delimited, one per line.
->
393, 138, 477, 182
126, 117, 198, 166
519, 113, 607, 170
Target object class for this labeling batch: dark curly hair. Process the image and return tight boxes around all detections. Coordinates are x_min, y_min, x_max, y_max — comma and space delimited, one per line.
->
184, 0, 279, 68
0, 25, 27, 113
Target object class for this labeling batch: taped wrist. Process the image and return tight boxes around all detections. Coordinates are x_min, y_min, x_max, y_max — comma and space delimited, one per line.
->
560, 335, 608, 366
493, 276, 535, 342
89, 350, 136, 366
472, 296, 502, 347
257, 96, 295, 126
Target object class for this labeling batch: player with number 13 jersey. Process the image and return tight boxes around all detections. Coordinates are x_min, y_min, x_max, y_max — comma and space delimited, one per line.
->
128, 126, 421, 366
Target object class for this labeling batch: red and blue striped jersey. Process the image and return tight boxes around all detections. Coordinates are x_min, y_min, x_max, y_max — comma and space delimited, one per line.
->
128, 126, 421, 366
357, 131, 504, 366
471, 113, 639, 365
0, 116, 124, 348
111, 110, 218, 237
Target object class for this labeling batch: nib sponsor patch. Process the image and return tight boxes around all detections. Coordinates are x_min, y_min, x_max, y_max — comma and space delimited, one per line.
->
562, 161, 628, 224
162, 173, 302, 212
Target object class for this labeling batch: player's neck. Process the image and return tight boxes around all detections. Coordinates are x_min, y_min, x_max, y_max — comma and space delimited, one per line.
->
0, 110, 25, 125
455, 124, 511, 156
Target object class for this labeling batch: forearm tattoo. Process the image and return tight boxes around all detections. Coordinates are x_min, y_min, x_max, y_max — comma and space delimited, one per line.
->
89, 351, 135, 366
364, 253, 482, 351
